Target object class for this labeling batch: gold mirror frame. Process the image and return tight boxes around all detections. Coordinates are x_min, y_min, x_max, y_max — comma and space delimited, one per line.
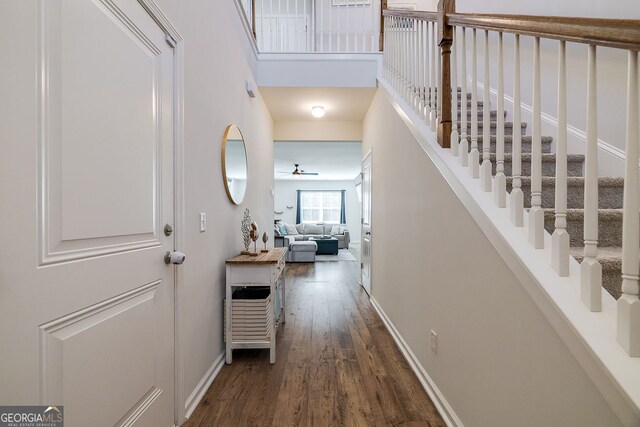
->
221, 124, 248, 205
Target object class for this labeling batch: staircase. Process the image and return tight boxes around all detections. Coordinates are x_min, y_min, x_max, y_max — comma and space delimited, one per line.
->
452, 93, 626, 299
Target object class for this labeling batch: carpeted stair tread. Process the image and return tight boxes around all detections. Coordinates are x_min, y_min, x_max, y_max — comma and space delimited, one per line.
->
456, 110, 506, 121
473, 136, 553, 154
507, 176, 624, 209
459, 122, 527, 136
485, 153, 584, 177
542, 208, 625, 247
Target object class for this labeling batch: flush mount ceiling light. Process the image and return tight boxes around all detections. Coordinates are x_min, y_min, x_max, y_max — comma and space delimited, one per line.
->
311, 105, 325, 118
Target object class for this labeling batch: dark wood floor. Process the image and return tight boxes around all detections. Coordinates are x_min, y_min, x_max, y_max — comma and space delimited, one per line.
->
183, 258, 445, 427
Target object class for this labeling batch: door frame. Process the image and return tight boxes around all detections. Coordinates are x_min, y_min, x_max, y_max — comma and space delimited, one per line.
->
137, 1, 186, 425
361, 148, 372, 296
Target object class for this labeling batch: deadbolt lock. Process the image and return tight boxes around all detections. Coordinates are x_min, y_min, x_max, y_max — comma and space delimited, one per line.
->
164, 224, 173, 236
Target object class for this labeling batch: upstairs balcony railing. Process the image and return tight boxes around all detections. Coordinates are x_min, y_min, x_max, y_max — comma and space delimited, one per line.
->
240, 0, 383, 53
382, 2, 640, 360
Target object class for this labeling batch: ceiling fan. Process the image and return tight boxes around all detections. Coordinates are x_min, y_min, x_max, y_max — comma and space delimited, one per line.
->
277, 163, 319, 176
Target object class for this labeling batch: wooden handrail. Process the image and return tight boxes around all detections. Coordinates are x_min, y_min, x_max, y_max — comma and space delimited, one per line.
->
383, 10, 640, 51
447, 14, 640, 51
383, 9, 438, 22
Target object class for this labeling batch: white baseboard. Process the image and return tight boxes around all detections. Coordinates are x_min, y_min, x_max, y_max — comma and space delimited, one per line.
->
184, 352, 225, 419
370, 297, 463, 427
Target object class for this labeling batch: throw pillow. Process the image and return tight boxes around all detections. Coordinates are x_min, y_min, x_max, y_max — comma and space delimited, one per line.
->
284, 223, 299, 235
295, 223, 305, 234
273, 225, 282, 237
339, 226, 347, 235
278, 224, 287, 236
330, 225, 340, 235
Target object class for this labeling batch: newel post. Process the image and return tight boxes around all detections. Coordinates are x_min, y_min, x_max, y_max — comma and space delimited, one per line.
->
437, 0, 455, 148
379, 0, 388, 51
251, 0, 257, 39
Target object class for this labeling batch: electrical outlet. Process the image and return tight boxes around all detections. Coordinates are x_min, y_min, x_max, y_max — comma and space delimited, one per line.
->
430, 330, 438, 354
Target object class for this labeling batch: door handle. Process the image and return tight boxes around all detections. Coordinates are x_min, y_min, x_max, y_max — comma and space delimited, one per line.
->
165, 251, 186, 265
365, 232, 371, 235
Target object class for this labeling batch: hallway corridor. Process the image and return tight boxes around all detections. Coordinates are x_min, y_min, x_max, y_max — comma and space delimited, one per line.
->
184, 260, 445, 426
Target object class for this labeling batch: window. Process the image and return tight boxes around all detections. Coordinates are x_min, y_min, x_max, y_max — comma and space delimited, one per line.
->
299, 191, 343, 224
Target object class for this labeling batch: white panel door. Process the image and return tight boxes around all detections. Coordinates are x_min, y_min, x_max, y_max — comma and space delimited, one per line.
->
0, 1, 176, 426
361, 150, 372, 295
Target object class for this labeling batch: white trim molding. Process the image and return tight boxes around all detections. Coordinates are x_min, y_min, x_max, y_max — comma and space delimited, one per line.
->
371, 297, 463, 427
184, 352, 226, 419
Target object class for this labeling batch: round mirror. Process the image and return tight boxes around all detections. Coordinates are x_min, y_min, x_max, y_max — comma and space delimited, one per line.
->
221, 124, 248, 205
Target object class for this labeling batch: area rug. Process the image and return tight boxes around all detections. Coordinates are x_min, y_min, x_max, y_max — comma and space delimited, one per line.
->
315, 249, 357, 262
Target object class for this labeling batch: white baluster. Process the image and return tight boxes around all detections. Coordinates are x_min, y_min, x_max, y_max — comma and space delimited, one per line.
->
328, 0, 332, 52
510, 34, 524, 227
337, 0, 342, 51
259, 0, 265, 51
436, 23, 441, 126
617, 50, 640, 356
407, 19, 416, 109
286, 0, 290, 51
451, 28, 459, 156
319, 0, 323, 52
418, 20, 425, 118
430, 22, 437, 131
269, 0, 274, 51
469, 29, 480, 178
480, 30, 492, 191
424, 21, 431, 123
383, 17, 388, 79
345, 0, 350, 52
529, 37, 544, 249
413, 19, 422, 113
395, 18, 400, 92
405, 19, 410, 100
459, 27, 469, 167
494, 32, 506, 206
370, 0, 375, 50
581, 44, 602, 311
552, 41, 570, 276
295, 0, 299, 51
303, 0, 307, 51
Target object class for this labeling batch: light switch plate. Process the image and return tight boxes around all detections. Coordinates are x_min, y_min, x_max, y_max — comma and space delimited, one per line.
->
200, 213, 206, 232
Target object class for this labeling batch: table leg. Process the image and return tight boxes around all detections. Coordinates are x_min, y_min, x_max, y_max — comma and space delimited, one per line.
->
282, 264, 286, 324
225, 286, 232, 364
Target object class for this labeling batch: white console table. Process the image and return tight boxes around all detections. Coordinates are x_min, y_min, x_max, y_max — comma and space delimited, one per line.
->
225, 248, 286, 364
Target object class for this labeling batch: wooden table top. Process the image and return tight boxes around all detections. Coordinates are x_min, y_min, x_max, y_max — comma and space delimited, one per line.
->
226, 248, 287, 265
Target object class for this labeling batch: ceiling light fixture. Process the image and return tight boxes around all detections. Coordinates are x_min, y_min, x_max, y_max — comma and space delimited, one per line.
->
311, 105, 325, 118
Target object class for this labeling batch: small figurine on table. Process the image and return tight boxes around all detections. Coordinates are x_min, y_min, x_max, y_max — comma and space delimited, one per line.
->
261, 231, 269, 253
249, 222, 259, 256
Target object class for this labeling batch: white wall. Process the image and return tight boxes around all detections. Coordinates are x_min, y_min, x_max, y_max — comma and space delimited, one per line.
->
453, 0, 640, 176
151, 0, 274, 416
362, 88, 622, 426
274, 179, 361, 241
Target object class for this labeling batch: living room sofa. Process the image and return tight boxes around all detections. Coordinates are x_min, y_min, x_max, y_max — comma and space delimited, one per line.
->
275, 222, 350, 249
